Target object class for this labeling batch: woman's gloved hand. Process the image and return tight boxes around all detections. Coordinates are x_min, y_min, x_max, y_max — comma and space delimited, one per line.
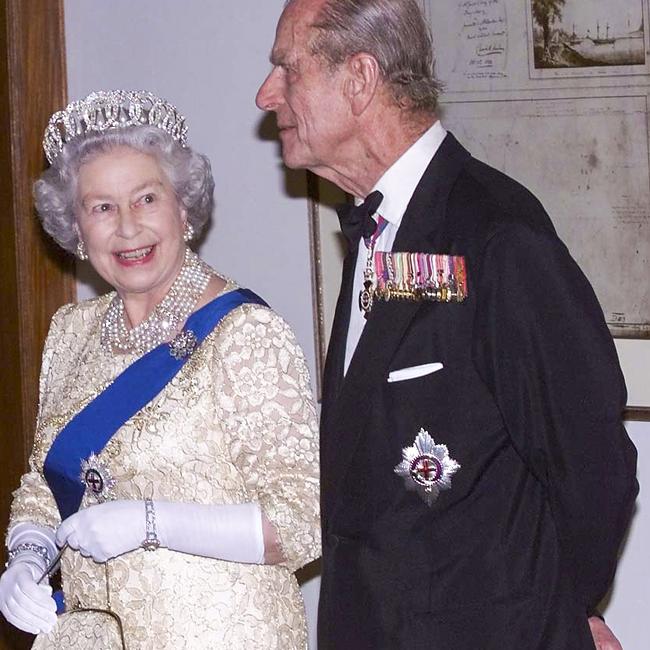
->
56, 500, 145, 563
0, 522, 58, 635
0, 561, 57, 635
56, 500, 267, 564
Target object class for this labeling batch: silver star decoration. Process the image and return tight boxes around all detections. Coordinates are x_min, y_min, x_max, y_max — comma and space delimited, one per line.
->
394, 428, 460, 506
79, 452, 116, 504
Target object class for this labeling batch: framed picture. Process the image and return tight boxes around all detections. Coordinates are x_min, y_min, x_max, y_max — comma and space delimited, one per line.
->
527, 0, 650, 79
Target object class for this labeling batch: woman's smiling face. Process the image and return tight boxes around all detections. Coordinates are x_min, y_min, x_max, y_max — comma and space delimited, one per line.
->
75, 146, 188, 313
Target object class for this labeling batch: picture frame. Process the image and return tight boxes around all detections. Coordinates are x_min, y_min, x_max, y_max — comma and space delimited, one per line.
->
307, 172, 347, 400
527, 0, 650, 80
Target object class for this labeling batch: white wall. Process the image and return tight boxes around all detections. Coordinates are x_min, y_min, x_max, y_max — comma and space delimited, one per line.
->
607, 421, 650, 649
64, 2, 647, 648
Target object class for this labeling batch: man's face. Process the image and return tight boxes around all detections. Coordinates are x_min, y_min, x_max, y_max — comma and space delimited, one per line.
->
256, 0, 351, 171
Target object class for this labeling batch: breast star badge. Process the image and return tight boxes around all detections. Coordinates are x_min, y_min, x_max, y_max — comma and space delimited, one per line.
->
394, 428, 460, 506
79, 452, 116, 504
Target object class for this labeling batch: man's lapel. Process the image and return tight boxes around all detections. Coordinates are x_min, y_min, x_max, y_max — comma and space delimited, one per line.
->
322, 250, 356, 414
322, 133, 472, 516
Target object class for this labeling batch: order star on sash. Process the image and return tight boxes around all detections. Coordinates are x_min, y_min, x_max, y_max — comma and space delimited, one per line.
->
394, 428, 460, 506
79, 453, 116, 504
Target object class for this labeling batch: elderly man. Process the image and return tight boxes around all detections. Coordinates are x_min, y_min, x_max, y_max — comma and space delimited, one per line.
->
256, 1, 638, 648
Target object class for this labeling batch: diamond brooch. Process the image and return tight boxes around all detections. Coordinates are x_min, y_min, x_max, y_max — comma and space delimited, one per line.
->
168, 329, 198, 360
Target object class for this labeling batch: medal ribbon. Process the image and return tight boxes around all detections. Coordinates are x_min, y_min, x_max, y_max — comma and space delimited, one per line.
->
44, 288, 267, 520
362, 215, 388, 250
373, 252, 468, 302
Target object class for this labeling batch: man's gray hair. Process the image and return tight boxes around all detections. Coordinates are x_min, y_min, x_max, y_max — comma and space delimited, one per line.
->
308, 0, 441, 113
34, 126, 214, 253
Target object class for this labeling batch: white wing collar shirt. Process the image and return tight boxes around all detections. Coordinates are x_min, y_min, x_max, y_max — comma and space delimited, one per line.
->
344, 120, 447, 373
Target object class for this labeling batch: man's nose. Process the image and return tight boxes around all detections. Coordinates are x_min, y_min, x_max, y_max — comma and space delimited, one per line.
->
256, 69, 281, 111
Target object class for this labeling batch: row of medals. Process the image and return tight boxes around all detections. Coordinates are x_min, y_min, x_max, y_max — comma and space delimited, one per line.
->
360, 272, 467, 315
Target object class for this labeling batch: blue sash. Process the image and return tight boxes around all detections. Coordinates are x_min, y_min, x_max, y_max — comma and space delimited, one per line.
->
44, 288, 267, 520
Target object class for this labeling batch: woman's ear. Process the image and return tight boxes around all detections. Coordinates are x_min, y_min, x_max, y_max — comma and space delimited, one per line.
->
345, 53, 380, 116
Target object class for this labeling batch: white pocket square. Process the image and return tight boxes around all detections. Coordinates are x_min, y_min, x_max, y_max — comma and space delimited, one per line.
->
387, 362, 444, 383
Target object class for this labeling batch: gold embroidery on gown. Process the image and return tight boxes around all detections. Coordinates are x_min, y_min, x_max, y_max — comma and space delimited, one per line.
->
8, 280, 321, 649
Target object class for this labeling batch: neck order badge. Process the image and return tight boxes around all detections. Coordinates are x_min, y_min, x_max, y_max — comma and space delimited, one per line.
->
359, 215, 389, 317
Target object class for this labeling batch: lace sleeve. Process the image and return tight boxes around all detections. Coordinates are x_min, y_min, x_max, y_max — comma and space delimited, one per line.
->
215, 305, 321, 572
7, 305, 73, 538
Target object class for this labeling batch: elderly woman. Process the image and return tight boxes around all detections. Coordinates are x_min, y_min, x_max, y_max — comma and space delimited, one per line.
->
0, 90, 320, 649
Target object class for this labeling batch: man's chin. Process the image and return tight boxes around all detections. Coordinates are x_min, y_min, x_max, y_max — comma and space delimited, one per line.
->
281, 158, 302, 170
280, 152, 309, 170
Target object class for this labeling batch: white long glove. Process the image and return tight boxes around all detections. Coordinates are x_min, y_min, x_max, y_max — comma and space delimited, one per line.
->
56, 500, 265, 565
0, 523, 58, 635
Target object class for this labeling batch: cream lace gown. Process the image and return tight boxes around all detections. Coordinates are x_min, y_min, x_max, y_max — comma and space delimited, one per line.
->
8, 281, 321, 649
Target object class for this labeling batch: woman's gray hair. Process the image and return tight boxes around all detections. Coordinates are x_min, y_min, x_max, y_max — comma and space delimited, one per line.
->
34, 126, 214, 253
307, 0, 441, 113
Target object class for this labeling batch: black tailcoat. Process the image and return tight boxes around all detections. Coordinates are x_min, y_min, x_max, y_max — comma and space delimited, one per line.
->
317, 134, 638, 649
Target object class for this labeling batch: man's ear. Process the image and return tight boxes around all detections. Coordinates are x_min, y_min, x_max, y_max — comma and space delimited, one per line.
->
344, 53, 380, 116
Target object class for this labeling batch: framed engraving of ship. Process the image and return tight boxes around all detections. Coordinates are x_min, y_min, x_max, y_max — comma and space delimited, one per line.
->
528, 0, 650, 78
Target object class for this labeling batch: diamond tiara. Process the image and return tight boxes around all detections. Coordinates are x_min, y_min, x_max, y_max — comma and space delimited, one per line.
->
42, 90, 188, 164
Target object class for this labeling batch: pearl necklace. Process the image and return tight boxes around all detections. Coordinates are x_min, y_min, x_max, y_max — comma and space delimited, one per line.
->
101, 248, 212, 355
